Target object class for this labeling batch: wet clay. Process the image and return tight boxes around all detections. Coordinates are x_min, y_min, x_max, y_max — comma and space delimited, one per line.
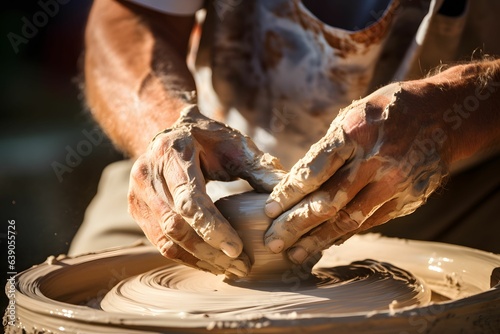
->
4, 189, 499, 334
216, 192, 294, 279
100, 258, 429, 317
100, 192, 428, 317
5, 235, 500, 333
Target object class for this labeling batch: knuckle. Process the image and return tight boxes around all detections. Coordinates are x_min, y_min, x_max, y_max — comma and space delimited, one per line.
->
126, 192, 151, 222
275, 215, 298, 237
173, 187, 198, 218
171, 135, 195, 157
307, 226, 337, 250
150, 130, 196, 161
308, 192, 336, 219
291, 163, 313, 186
126, 192, 139, 216
163, 217, 190, 242
333, 210, 361, 233
259, 152, 285, 171
130, 157, 150, 182
127, 190, 137, 207
154, 130, 195, 159
150, 131, 173, 149
271, 174, 307, 205
159, 240, 180, 259
150, 141, 169, 161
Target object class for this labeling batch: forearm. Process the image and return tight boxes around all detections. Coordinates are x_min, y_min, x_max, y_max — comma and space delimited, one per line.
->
419, 59, 500, 164
84, 0, 197, 157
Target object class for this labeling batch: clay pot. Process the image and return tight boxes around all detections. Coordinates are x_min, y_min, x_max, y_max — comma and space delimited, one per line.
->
215, 191, 294, 280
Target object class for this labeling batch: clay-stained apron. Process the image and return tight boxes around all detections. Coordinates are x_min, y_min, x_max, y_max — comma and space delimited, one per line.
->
194, 0, 400, 168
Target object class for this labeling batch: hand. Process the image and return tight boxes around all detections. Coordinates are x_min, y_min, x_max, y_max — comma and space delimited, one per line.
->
263, 82, 450, 264
128, 106, 285, 277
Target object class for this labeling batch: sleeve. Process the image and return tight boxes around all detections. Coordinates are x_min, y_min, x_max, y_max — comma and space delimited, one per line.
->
125, 0, 204, 16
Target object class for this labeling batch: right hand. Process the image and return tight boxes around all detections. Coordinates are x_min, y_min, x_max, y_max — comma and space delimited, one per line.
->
128, 106, 286, 278
263, 81, 450, 263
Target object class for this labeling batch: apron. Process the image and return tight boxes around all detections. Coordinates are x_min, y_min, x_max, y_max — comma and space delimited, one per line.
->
194, 0, 451, 169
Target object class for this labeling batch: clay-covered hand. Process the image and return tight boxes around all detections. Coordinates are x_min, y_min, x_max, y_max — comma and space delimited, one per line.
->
264, 82, 450, 264
128, 106, 285, 277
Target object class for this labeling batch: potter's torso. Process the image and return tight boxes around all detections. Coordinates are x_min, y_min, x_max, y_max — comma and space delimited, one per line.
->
196, 0, 500, 170
195, 0, 400, 168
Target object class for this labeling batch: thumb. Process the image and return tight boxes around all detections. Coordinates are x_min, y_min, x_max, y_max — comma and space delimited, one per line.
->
227, 139, 287, 192
243, 152, 287, 192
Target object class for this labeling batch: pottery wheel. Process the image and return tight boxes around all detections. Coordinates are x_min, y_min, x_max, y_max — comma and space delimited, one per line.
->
6, 234, 500, 333
100, 192, 430, 318
100, 259, 430, 317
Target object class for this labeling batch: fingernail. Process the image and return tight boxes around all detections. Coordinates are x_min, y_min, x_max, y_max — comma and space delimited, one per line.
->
265, 201, 282, 218
225, 259, 248, 277
267, 239, 285, 253
224, 272, 239, 281
226, 266, 247, 278
197, 262, 224, 275
288, 247, 308, 264
220, 242, 240, 258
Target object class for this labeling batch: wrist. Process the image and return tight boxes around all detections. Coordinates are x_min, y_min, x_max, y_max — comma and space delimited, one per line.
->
150, 104, 199, 137
414, 61, 500, 164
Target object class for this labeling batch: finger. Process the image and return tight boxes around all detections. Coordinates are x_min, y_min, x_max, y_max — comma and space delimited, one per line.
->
233, 138, 287, 192
128, 160, 168, 247
195, 122, 286, 190
157, 240, 225, 275
161, 214, 251, 277
284, 215, 361, 265
265, 126, 354, 218
264, 190, 339, 254
348, 169, 442, 236
203, 136, 286, 191
139, 168, 250, 277
348, 198, 400, 234
129, 181, 220, 274
130, 150, 249, 276
264, 158, 378, 253
288, 162, 439, 264
140, 180, 250, 276
129, 162, 220, 272
161, 136, 244, 258
319, 198, 402, 249
285, 180, 399, 264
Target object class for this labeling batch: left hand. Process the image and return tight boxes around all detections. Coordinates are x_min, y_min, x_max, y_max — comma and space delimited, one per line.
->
128, 106, 286, 277
263, 81, 451, 264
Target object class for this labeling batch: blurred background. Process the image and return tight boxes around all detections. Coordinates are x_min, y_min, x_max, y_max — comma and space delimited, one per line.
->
1, 0, 123, 312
